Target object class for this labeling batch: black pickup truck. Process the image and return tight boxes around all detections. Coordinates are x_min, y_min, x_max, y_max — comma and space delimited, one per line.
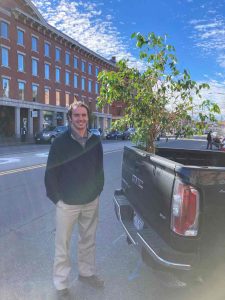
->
114, 146, 225, 280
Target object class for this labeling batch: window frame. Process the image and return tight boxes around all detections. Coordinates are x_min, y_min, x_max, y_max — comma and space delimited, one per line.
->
44, 63, 50, 80
2, 77, 10, 98
32, 84, 38, 102
55, 47, 61, 62
65, 92, 70, 107
81, 60, 86, 73
55, 67, 61, 83
88, 63, 92, 75
31, 35, 38, 52
73, 74, 78, 88
95, 82, 99, 94
1, 46, 9, 67
44, 87, 50, 104
65, 70, 70, 86
81, 77, 86, 91
88, 79, 92, 93
18, 81, 25, 100
31, 58, 38, 76
73, 56, 78, 69
17, 28, 24, 46
56, 90, 60, 106
0, 21, 9, 39
65, 52, 70, 65
44, 42, 50, 57
17, 53, 25, 72
95, 66, 99, 77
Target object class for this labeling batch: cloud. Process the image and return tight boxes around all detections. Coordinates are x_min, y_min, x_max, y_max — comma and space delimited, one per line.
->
32, 0, 146, 71
198, 80, 225, 113
189, 15, 225, 70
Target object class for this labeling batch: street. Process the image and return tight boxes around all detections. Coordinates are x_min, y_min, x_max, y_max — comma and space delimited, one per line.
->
0, 138, 224, 300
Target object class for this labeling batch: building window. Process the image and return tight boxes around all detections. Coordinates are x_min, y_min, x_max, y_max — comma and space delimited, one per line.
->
65, 71, 70, 85
55, 67, 60, 82
55, 48, 60, 61
44, 42, 50, 57
32, 58, 38, 76
88, 63, 92, 75
82, 77, 85, 91
45, 63, 50, 80
32, 84, 38, 102
17, 29, 24, 45
82, 61, 86, 72
56, 90, 60, 106
74, 95, 78, 102
65, 52, 70, 65
1, 47, 9, 67
18, 81, 25, 100
18, 53, 25, 72
45, 88, 50, 104
95, 67, 99, 77
2, 77, 9, 97
74, 56, 78, 69
31, 36, 38, 52
0, 21, 9, 39
73, 74, 78, 88
65, 93, 70, 107
88, 80, 92, 93
95, 82, 99, 94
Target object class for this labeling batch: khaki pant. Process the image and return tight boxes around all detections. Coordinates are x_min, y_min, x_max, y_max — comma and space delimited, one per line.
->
53, 197, 99, 290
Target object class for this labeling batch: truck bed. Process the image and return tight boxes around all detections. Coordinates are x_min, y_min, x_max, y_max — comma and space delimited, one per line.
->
156, 147, 225, 167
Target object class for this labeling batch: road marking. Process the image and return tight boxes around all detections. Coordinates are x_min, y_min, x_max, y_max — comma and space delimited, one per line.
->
0, 158, 21, 165
35, 152, 49, 157
0, 164, 46, 176
104, 149, 123, 154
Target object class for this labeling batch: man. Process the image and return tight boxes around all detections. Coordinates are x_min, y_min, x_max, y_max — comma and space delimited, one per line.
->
45, 101, 104, 296
206, 130, 212, 150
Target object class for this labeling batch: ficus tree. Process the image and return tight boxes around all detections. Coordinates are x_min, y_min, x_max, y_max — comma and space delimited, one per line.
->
97, 32, 220, 153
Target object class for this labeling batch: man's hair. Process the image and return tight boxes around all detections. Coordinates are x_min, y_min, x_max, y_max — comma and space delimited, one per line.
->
67, 101, 90, 120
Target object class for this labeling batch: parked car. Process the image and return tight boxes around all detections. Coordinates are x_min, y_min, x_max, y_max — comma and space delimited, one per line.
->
106, 130, 123, 140
34, 125, 68, 144
89, 128, 101, 136
122, 128, 135, 140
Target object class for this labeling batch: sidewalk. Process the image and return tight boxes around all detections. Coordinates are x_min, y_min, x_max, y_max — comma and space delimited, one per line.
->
0, 136, 35, 147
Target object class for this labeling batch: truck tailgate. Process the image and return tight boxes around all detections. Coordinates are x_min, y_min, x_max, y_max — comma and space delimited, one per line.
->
122, 147, 176, 245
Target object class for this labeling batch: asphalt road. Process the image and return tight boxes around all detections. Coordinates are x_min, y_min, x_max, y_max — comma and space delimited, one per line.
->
0, 139, 224, 300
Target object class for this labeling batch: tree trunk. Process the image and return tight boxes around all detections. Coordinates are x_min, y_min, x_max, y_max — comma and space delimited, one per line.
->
146, 134, 155, 154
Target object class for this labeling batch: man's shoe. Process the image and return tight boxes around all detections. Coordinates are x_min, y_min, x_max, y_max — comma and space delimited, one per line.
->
78, 275, 105, 288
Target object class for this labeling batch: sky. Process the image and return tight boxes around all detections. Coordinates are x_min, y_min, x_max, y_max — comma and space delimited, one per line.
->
32, 0, 225, 115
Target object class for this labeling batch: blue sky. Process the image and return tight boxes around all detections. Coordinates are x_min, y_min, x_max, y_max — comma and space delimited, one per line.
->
32, 0, 225, 114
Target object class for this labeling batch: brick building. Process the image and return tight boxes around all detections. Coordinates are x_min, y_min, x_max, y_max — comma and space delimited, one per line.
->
0, 0, 116, 138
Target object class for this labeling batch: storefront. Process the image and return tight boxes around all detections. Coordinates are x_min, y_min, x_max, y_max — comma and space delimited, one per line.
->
0, 106, 14, 137
43, 111, 54, 129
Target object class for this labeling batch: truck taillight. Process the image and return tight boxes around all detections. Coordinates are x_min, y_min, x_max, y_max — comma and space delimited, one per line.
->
171, 179, 199, 237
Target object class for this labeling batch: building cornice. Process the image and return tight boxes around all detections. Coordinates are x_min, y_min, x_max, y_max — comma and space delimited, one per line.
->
0, 7, 11, 17
12, 8, 116, 69
23, 0, 47, 24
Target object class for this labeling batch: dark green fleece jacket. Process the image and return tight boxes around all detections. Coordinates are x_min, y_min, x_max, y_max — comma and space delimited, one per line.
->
45, 129, 104, 205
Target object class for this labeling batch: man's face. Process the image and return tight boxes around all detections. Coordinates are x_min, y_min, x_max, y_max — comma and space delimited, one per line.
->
70, 106, 89, 132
